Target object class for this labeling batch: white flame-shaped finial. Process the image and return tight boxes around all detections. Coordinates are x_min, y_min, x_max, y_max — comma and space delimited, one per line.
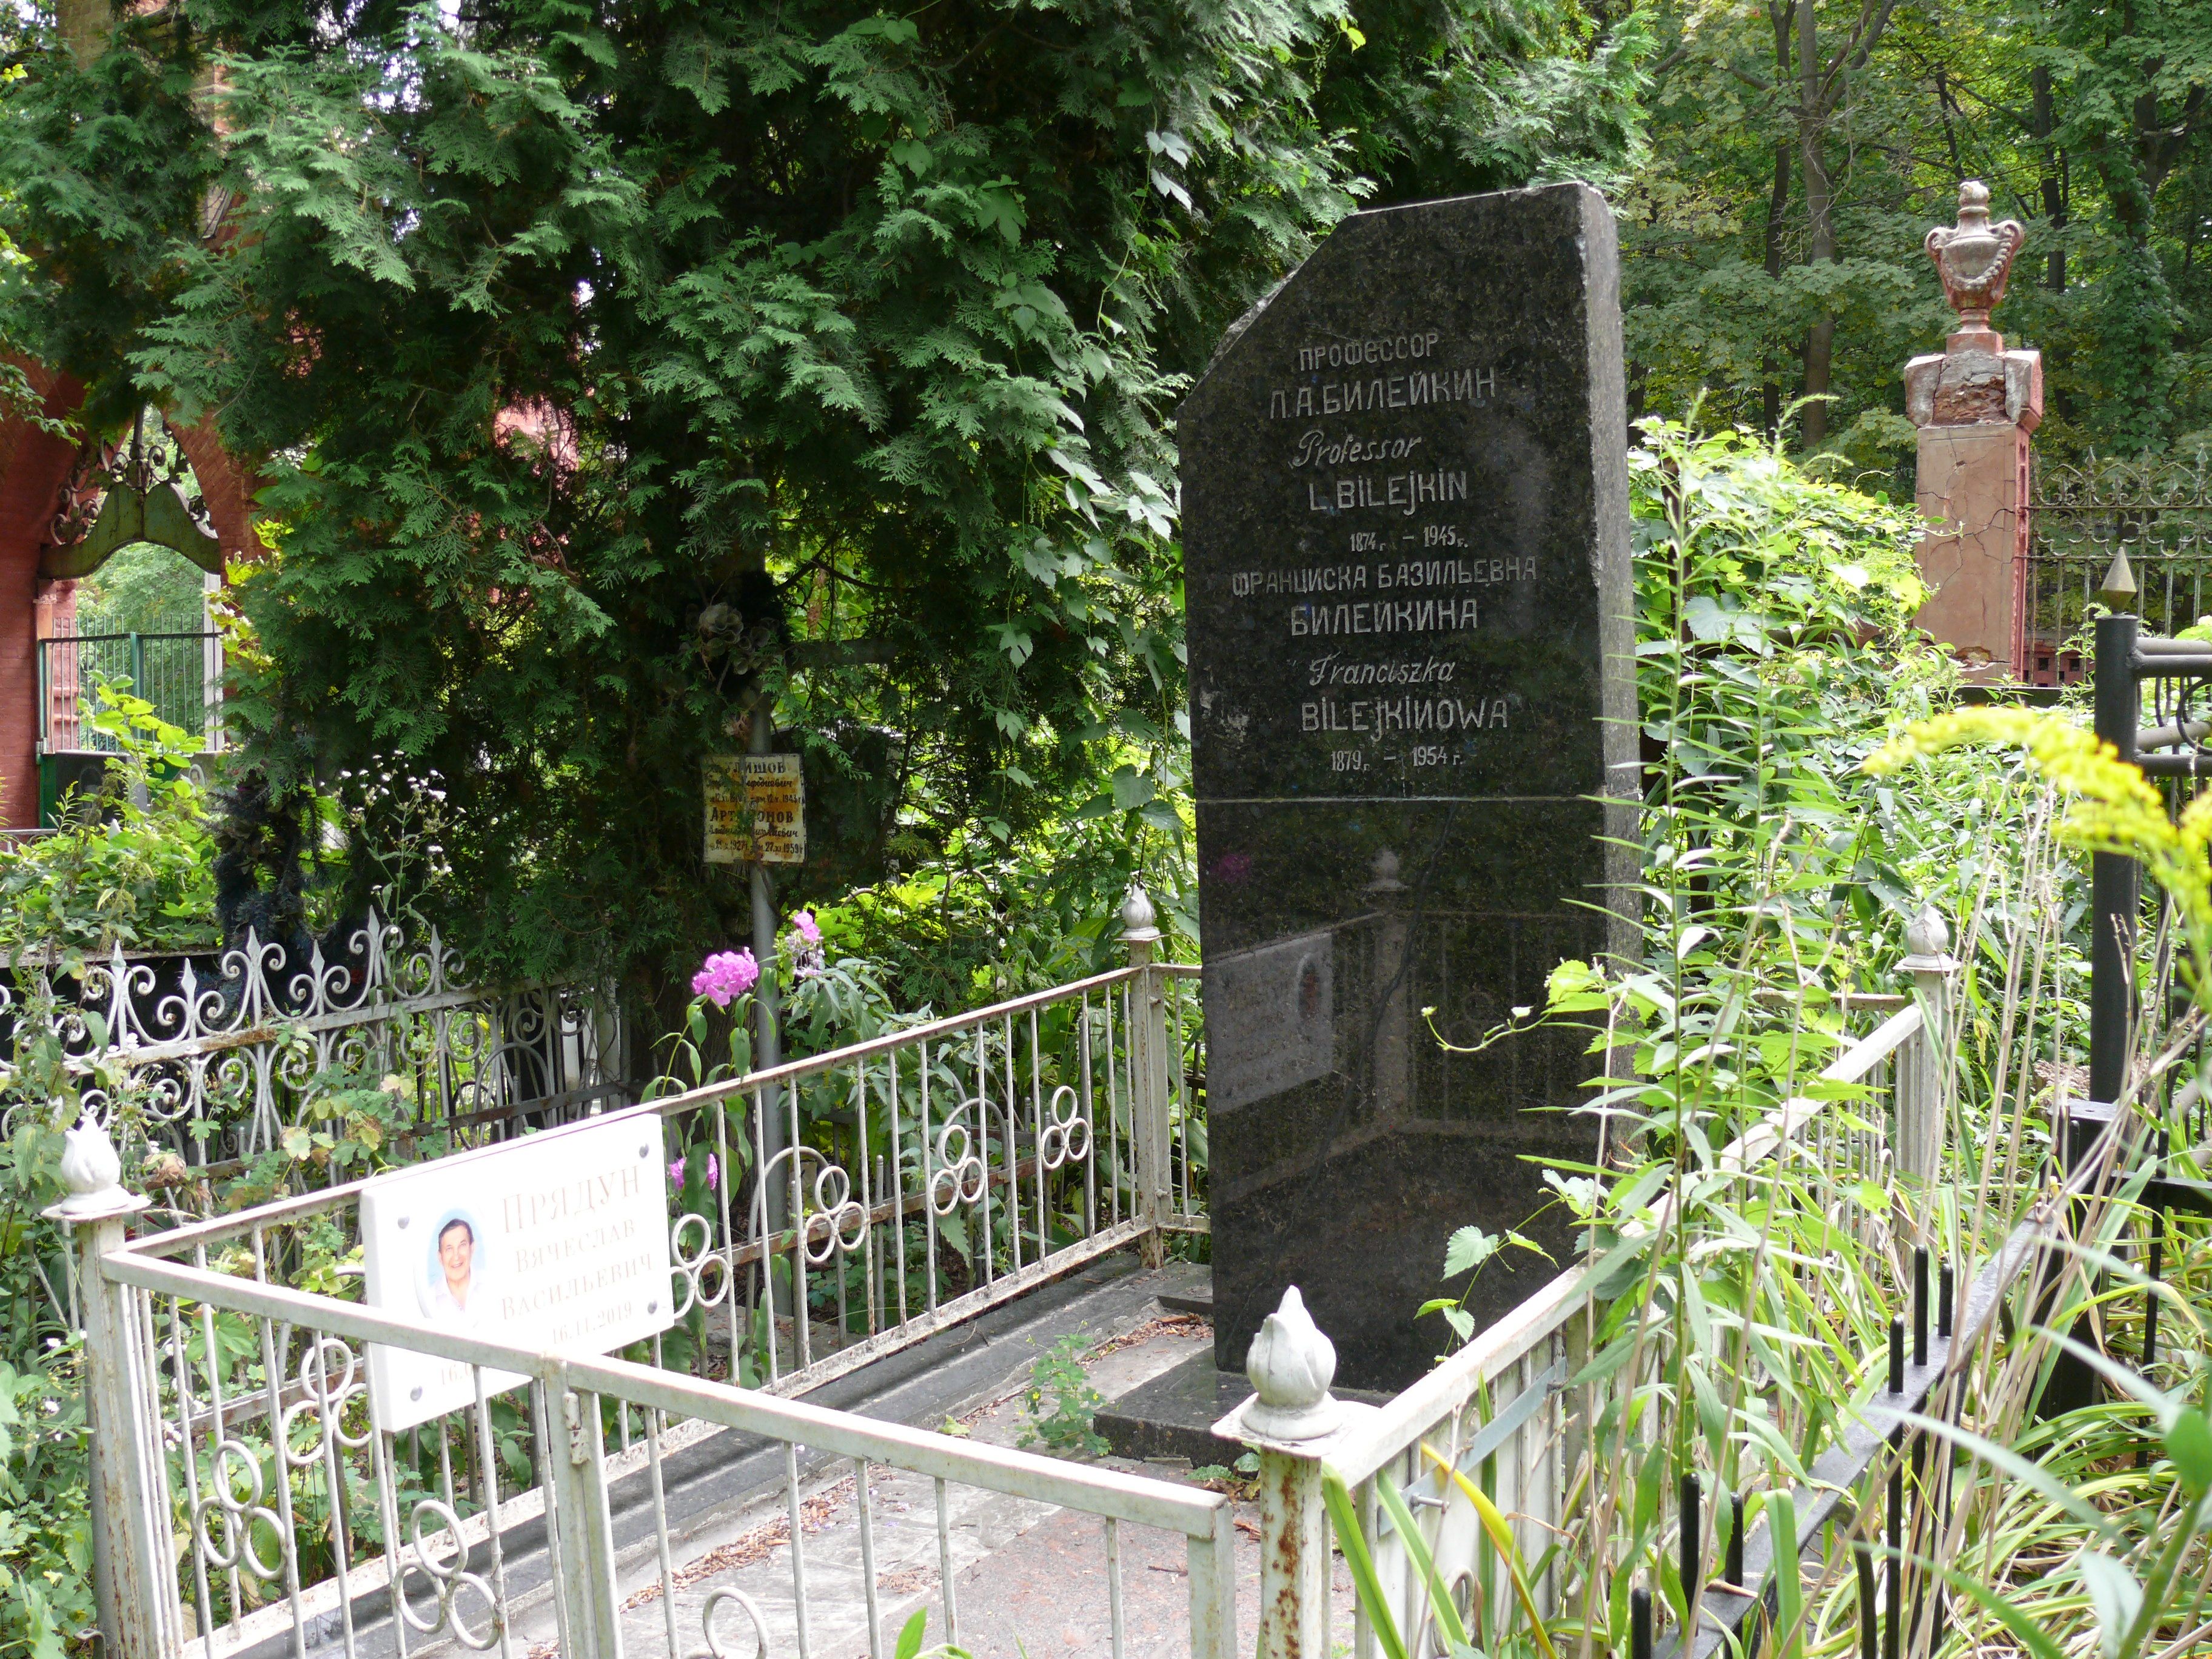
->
1243, 1285, 1340, 1439
1905, 904, 1950, 960
1900, 902, 1959, 974
50, 1114, 133, 1219
1119, 883, 1159, 943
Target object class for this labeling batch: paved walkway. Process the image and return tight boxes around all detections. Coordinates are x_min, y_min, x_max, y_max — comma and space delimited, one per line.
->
510, 1297, 1355, 1658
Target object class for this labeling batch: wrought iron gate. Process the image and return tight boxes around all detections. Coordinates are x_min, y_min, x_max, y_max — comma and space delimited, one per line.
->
2026, 446, 2212, 685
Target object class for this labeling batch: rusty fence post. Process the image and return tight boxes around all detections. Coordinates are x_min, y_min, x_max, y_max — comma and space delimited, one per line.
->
1121, 883, 1172, 1262
1221, 1286, 1342, 1658
45, 1114, 175, 1659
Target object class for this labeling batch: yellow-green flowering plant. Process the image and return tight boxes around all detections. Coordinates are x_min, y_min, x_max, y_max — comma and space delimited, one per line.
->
1863, 707, 2212, 1007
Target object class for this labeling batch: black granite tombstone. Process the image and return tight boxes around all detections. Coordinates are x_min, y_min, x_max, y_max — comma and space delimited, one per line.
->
1182, 183, 1637, 1392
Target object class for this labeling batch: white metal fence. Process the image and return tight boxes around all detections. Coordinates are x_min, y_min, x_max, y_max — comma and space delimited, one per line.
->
631, 937, 1204, 1398
89, 1191, 1236, 1659
0, 911, 623, 1176
56, 888, 2031, 1659
52, 890, 1215, 1659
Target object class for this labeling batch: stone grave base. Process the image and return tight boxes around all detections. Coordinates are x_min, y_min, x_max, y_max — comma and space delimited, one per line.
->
1097, 1344, 1392, 1466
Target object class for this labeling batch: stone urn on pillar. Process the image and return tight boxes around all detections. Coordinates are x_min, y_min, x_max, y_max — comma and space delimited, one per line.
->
1905, 180, 2043, 681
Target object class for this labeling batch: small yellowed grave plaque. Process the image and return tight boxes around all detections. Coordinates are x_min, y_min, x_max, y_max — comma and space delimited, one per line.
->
703, 753, 806, 864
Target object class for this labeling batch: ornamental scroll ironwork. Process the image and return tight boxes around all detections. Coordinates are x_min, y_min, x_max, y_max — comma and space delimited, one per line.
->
159, 1306, 504, 1654
41, 409, 225, 581
2142, 669, 2212, 773
0, 907, 623, 1170
2027, 447, 2212, 666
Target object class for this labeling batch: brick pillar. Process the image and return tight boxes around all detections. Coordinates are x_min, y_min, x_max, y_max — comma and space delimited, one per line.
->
1905, 181, 2043, 681
173, 418, 263, 566
0, 369, 87, 831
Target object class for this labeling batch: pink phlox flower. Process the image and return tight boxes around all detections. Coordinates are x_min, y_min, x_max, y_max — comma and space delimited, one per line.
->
785, 912, 825, 979
668, 1153, 720, 1193
691, 948, 760, 1008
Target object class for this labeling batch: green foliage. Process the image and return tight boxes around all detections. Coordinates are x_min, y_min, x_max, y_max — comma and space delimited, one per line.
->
1187, 1449, 1260, 1495
0, 8, 216, 433
1482, 420, 2120, 1652
0, 1352, 94, 1659
1623, 0, 2212, 461
1418, 1224, 1549, 1351
809, 803, 1196, 1016
0, 1070, 95, 1656
1016, 1333, 1108, 1457
216, 1062, 421, 1212
0, 683, 218, 964
892, 1606, 975, 1659
0, 0, 1652, 1004
73, 541, 209, 638
1626, 415, 1977, 991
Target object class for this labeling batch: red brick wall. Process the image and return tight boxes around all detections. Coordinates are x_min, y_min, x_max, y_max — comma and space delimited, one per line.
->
0, 369, 84, 830
175, 417, 263, 563
0, 384, 263, 829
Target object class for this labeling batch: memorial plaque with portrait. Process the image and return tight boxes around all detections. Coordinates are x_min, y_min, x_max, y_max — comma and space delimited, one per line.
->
361, 1113, 677, 1431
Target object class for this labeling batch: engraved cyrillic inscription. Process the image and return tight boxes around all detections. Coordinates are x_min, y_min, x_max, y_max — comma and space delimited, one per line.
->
1212, 323, 1545, 785
1296, 332, 1443, 370
1268, 367, 1496, 420
1287, 597, 1481, 637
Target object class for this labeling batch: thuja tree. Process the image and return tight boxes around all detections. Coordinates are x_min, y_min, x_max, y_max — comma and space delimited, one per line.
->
0, 0, 1647, 994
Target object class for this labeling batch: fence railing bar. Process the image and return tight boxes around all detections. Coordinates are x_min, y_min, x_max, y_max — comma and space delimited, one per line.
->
640, 964, 1150, 1117
117, 1206, 1155, 1421
745, 1218, 1150, 1399
561, 1350, 1230, 1537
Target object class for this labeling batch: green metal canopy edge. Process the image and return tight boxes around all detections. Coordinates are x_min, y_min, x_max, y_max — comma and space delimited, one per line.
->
39, 479, 224, 581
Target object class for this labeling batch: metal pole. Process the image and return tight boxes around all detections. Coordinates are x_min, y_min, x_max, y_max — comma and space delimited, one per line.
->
1255, 1447, 1329, 1657
2090, 611, 2140, 1106
545, 1369, 624, 1658
203, 572, 224, 750
1896, 905, 1959, 1241
1231, 1287, 1341, 1658
1120, 885, 1168, 1262
749, 692, 786, 1233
